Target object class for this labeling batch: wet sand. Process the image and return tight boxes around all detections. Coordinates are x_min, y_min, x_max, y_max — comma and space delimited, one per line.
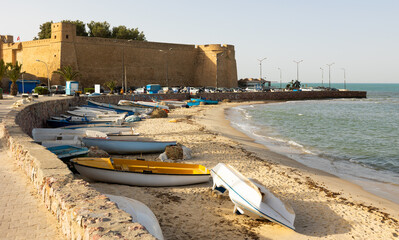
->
84, 103, 399, 240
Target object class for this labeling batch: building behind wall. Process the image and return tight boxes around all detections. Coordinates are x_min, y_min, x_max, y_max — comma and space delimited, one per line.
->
0, 22, 238, 90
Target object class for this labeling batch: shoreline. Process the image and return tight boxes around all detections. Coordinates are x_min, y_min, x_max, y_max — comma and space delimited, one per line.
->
223, 101, 399, 205
86, 103, 399, 239
195, 102, 399, 218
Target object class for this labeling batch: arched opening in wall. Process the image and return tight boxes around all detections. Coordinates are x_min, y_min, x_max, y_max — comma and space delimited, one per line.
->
54, 35, 57, 39
66, 35, 69, 39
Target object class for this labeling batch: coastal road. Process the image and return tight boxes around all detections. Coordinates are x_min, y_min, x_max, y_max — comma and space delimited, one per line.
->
0, 94, 65, 239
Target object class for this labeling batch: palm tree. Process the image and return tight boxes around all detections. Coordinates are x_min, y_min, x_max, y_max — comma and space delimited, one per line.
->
53, 65, 81, 81
293, 80, 301, 89
6, 61, 25, 96
0, 59, 6, 90
105, 80, 117, 94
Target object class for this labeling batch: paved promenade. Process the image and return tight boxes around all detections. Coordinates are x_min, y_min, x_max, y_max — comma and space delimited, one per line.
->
0, 94, 65, 239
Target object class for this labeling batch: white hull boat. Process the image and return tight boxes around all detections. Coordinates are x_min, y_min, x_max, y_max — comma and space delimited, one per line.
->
33, 128, 137, 142
106, 194, 164, 240
211, 163, 295, 230
67, 110, 127, 119
118, 100, 169, 110
82, 136, 176, 154
41, 137, 83, 148
68, 106, 118, 117
71, 157, 211, 187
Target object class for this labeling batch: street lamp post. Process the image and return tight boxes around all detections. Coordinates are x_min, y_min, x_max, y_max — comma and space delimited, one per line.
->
320, 67, 324, 87
257, 57, 267, 80
326, 62, 335, 88
293, 60, 303, 82
216, 52, 225, 89
341, 68, 346, 89
123, 39, 133, 94
122, 46, 124, 93
278, 68, 282, 89
36, 59, 50, 92
159, 48, 172, 88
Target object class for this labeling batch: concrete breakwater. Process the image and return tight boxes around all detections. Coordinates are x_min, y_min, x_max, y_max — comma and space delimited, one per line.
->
0, 90, 366, 239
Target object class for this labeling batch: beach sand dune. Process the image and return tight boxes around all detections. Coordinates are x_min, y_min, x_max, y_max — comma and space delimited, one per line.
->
81, 104, 399, 240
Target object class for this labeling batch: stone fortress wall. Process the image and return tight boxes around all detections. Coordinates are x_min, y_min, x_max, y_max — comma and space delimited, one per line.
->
0, 22, 238, 89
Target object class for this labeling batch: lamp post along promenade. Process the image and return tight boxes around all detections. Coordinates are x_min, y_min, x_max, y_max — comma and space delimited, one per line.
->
326, 63, 335, 88
257, 57, 267, 80
342, 68, 346, 89
293, 60, 303, 82
36, 59, 50, 91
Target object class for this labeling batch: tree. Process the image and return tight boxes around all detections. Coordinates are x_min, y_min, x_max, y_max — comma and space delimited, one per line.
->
293, 80, 301, 89
37, 21, 53, 39
0, 59, 6, 89
105, 80, 117, 94
112, 26, 146, 41
6, 61, 25, 96
53, 65, 81, 81
35, 20, 146, 41
87, 21, 112, 38
62, 20, 88, 36
285, 80, 301, 90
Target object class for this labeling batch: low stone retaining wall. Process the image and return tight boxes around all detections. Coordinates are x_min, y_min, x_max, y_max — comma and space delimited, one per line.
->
0, 98, 156, 240
196, 90, 367, 101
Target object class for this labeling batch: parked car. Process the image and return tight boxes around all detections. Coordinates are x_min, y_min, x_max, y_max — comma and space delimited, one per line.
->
189, 87, 200, 95
133, 87, 145, 94
50, 85, 65, 94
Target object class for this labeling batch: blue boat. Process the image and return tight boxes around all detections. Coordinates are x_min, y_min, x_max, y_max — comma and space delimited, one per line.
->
187, 98, 219, 107
47, 145, 89, 159
82, 136, 176, 154
46, 117, 91, 128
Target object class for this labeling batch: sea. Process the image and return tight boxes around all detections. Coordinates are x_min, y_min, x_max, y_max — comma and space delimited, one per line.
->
227, 83, 399, 204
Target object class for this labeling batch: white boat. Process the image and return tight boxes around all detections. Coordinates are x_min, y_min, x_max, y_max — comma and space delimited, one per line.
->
67, 106, 118, 117
32, 127, 137, 142
88, 100, 153, 115
81, 136, 176, 154
71, 157, 211, 187
118, 100, 169, 110
211, 163, 296, 230
60, 114, 125, 124
67, 109, 126, 119
106, 194, 164, 240
151, 99, 187, 108
41, 137, 83, 148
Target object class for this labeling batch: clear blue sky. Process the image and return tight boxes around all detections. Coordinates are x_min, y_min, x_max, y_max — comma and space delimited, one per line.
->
1, 0, 398, 83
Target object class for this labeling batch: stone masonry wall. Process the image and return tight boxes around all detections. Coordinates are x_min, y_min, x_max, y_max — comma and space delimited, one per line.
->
0, 98, 156, 240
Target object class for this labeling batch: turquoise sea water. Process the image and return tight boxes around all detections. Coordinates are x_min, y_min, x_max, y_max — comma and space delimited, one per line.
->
227, 83, 399, 203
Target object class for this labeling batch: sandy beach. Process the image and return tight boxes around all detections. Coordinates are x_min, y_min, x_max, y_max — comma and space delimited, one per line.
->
82, 102, 399, 240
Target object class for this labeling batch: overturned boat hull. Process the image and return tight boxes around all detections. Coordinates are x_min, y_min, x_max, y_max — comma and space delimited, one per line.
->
211, 163, 295, 230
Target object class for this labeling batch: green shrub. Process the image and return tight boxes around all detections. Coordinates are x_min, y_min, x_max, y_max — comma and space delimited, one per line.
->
34, 86, 49, 95
84, 88, 95, 93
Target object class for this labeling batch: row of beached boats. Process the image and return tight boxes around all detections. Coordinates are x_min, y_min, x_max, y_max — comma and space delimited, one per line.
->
46, 98, 219, 127
35, 98, 295, 238
70, 158, 296, 230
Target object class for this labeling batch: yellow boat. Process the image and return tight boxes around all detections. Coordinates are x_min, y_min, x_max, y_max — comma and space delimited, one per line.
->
71, 157, 211, 186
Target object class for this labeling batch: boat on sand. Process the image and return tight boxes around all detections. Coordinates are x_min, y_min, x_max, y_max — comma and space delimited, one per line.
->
71, 157, 211, 186
211, 163, 296, 230
106, 194, 164, 240
81, 136, 176, 154
46, 145, 89, 159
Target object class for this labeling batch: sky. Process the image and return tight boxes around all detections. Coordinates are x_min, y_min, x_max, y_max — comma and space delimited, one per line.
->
1, 0, 399, 83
